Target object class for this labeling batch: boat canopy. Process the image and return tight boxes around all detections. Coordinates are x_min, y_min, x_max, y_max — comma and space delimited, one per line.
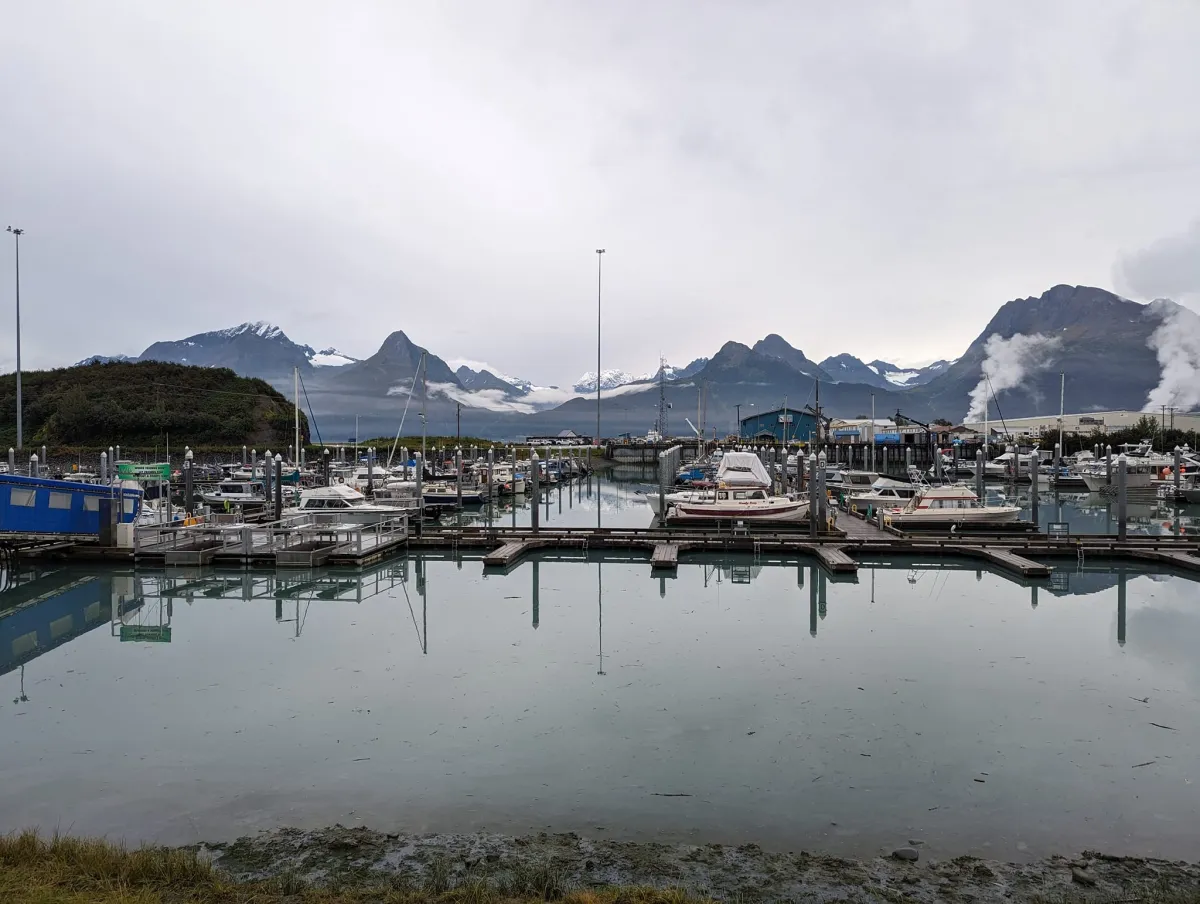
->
716, 452, 771, 487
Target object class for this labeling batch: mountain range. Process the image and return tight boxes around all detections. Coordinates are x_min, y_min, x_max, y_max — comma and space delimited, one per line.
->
72, 284, 1199, 440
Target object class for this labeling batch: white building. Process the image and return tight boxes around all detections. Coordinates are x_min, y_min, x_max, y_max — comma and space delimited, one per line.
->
960, 409, 1200, 438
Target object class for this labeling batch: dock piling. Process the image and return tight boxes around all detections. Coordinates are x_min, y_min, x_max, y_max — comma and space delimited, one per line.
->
1117, 454, 1128, 541
1175, 446, 1183, 494
115, 445, 120, 467
1029, 452, 1039, 528
975, 449, 984, 499
1106, 445, 1113, 486
530, 451, 540, 533
456, 447, 462, 510
242, 445, 247, 466
1054, 442, 1062, 492
264, 449, 273, 499
100, 451, 107, 483
184, 449, 194, 515
29, 453, 37, 477
415, 452, 424, 518
274, 453, 283, 519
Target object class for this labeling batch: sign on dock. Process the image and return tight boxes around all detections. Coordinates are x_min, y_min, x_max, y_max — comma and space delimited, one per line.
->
117, 463, 171, 481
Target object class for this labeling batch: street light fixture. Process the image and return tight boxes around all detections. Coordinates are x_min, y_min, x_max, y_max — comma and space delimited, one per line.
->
6, 226, 23, 450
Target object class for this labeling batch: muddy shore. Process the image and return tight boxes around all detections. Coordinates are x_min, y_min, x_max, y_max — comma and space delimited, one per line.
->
205, 825, 1200, 903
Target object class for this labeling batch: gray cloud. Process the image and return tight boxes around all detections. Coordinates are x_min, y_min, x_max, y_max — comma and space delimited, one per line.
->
1117, 219, 1200, 303
2, 1, 1200, 385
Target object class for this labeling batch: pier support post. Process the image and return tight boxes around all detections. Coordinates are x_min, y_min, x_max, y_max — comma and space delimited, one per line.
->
184, 449, 194, 516
1054, 442, 1062, 494
100, 451, 107, 483
456, 448, 463, 510
530, 451, 540, 533
882, 446, 888, 476
29, 454, 37, 477
40, 445, 46, 474
808, 453, 819, 538
264, 450, 273, 503
905, 446, 913, 479
975, 449, 984, 500
1093, 443, 1099, 461
108, 446, 115, 476
415, 453, 424, 518
1029, 452, 1039, 528
817, 450, 828, 530
242, 445, 248, 466
1105, 445, 1113, 487
115, 445, 120, 468
323, 448, 331, 486
8, 447, 14, 476
274, 453, 283, 521
1117, 454, 1128, 541
1174, 446, 1182, 496
367, 447, 374, 495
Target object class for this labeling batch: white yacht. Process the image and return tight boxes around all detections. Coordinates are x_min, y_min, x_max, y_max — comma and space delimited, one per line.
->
290, 485, 406, 525
884, 483, 1021, 527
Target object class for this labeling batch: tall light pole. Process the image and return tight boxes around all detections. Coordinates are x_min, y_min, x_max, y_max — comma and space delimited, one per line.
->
595, 249, 605, 446
6, 226, 23, 450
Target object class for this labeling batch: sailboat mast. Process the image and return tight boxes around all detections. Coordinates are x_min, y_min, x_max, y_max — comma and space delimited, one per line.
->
294, 366, 300, 467
421, 352, 428, 463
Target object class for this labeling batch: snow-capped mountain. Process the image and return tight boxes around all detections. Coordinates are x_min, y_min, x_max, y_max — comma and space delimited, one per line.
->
818, 353, 957, 390
573, 369, 636, 393
74, 354, 137, 366
309, 347, 359, 367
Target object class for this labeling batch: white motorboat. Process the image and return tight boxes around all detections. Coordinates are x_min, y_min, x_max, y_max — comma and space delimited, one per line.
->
491, 463, 526, 496
423, 482, 486, 505
666, 486, 810, 522
883, 483, 1021, 527
846, 476, 919, 511
201, 479, 267, 507
826, 469, 878, 497
290, 484, 407, 525
1080, 459, 1161, 493
662, 452, 809, 522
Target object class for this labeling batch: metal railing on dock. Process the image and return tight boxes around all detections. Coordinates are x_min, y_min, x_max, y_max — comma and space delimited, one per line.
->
134, 512, 409, 567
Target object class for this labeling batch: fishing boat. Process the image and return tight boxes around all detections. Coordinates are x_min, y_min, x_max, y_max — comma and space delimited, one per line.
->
883, 483, 1021, 527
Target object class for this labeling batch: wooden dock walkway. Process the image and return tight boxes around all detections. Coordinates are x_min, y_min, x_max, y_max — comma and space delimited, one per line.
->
947, 545, 1052, 578
815, 545, 857, 574
650, 543, 680, 570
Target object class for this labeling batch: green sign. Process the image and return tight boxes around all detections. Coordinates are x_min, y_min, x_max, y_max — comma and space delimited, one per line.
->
119, 625, 172, 643
116, 463, 171, 481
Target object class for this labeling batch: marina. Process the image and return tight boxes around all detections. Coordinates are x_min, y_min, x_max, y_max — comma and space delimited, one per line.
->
3, 548, 1199, 861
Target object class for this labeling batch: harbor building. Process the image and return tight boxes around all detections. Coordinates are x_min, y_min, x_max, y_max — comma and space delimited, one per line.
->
738, 408, 819, 443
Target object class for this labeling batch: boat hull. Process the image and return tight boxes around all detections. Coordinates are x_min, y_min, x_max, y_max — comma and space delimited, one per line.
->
668, 499, 810, 522
887, 507, 1021, 527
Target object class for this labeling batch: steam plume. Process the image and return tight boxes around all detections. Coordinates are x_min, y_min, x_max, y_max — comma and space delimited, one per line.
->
964, 333, 1061, 423
1144, 300, 1200, 412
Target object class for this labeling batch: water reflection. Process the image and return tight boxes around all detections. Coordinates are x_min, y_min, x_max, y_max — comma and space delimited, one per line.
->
2, 553, 1199, 860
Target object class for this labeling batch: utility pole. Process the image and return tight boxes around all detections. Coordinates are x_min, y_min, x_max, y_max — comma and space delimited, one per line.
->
735, 403, 742, 439
595, 249, 605, 446
6, 226, 23, 450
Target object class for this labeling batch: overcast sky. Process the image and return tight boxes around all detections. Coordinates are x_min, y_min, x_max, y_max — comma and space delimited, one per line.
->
2, 1, 1199, 385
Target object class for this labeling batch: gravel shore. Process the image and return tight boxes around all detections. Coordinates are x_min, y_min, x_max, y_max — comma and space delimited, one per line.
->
207, 825, 1200, 903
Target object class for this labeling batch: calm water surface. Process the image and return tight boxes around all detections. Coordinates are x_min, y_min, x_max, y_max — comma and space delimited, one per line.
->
3, 537, 1198, 860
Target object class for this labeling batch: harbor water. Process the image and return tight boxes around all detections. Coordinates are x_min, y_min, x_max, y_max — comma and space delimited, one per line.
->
3, 540, 1198, 861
